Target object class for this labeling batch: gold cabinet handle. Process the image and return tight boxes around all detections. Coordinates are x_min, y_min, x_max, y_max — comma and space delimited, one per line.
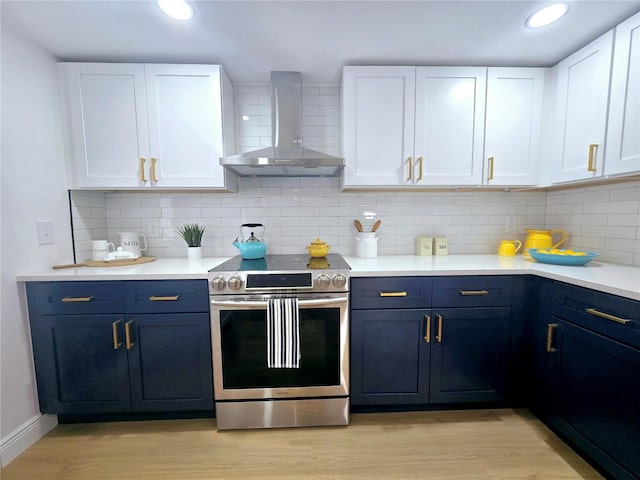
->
436, 314, 443, 343
586, 308, 631, 325
406, 156, 413, 181
417, 156, 423, 181
587, 144, 598, 172
487, 156, 494, 181
125, 321, 134, 350
149, 295, 180, 301
112, 320, 123, 350
151, 157, 158, 182
459, 290, 489, 296
378, 291, 408, 297
424, 315, 431, 343
546, 323, 558, 353
62, 296, 94, 303
139, 157, 147, 183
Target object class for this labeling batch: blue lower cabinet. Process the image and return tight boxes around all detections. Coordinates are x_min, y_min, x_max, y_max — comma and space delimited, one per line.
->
550, 319, 640, 480
33, 314, 131, 414
351, 309, 430, 405
351, 276, 513, 407
430, 307, 509, 404
127, 313, 213, 411
533, 281, 640, 480
27, 281, 213, 415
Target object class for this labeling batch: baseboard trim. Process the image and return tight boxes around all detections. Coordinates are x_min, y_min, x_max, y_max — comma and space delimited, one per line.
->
1, 413, 57, 467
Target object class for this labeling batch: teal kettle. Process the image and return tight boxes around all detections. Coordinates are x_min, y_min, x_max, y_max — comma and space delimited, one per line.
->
233, 223, 267, 259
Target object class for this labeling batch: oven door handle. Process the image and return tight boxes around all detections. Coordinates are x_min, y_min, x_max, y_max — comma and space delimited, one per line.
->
211, 296, 348, 308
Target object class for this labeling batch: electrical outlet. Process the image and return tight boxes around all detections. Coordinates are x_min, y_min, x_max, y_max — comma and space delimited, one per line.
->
36, 221, 55, 245
505, 216, 517, 233
147, 221, 160, 237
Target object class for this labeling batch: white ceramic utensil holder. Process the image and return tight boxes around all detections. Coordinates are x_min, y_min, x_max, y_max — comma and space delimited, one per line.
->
356, 232, 378, 258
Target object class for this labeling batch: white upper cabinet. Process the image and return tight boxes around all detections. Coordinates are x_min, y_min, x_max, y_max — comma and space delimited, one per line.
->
341, 66, 416, 187
484, 68, 544, 186
414, 67, 486, 186
549, 31, 614, 184
605, 11, 640, 176
342, 66, 487, 188
61, 63, 236, 190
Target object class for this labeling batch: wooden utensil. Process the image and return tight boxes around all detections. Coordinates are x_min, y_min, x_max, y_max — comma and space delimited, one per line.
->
52, 256, 157, 269
371, 220, 382, 232
354, 220, 364, 232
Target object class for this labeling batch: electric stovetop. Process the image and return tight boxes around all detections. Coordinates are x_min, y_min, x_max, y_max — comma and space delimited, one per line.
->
210, 253, 351, 273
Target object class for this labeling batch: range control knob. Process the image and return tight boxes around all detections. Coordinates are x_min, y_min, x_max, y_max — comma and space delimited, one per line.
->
228, 276, 243, 291
316, 274, 331, 289
332, 273, 347, 289
210, 276, 226, 291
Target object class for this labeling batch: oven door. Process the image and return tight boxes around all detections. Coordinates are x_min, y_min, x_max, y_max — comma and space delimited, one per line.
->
210, 292, 349, 400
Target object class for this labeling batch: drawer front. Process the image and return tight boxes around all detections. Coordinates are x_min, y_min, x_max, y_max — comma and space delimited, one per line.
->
124, 280, 209, 314
351, 277, 432, 310
553, 283, 640, 349
432, 276, 512, 307
27, 281, 124, 315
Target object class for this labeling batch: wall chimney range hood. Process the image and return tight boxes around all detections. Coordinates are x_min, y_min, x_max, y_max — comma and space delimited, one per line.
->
220, 72, 344, 177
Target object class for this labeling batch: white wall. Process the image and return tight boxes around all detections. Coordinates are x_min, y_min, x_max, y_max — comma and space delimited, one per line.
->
0, 22, 73, 465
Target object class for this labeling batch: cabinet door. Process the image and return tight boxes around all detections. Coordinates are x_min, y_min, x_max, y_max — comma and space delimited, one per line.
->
63, 63, 150, 188
351, 309, 430, 405
554, 320, 640, 480
414, 67, 486, 186
429, 307, 509, 403
341, 66, 416, 186
529, 281, 559, 418
126, 313, 214, 411
551, 31, 613, 183
33, 315, 131, 414
145, 65, 228, 188
605, 11, 640, 176
484, 68, 544, 186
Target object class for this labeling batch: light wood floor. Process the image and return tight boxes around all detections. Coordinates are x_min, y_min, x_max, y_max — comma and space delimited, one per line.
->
1, 409, 603, 480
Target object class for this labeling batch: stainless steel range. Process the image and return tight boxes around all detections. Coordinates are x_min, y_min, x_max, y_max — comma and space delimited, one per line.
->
208, 254, 350, 430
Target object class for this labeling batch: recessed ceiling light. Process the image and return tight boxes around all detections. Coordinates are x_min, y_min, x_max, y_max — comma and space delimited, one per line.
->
157, 0, 193, 21
525, 3, 569, 28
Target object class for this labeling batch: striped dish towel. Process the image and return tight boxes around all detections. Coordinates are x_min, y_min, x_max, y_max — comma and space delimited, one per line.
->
267, 297, 300, 368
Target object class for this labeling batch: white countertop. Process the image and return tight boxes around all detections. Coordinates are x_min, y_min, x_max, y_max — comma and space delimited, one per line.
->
344, 255, 640, 301
16, 255, 640, 301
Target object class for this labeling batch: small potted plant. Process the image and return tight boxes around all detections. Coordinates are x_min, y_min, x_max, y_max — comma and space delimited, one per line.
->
176, 223, 206, 260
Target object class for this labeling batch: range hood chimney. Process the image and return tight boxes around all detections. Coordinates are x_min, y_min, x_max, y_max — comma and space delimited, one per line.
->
220, 72, 344, 177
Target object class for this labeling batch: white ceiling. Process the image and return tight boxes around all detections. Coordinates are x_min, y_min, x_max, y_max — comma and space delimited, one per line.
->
2, 0, 640, 84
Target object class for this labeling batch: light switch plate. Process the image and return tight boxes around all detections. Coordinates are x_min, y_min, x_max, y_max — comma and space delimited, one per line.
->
36, 221, 55, 245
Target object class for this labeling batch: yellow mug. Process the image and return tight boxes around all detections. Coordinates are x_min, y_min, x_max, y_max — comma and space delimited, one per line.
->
498, 240, 522, 257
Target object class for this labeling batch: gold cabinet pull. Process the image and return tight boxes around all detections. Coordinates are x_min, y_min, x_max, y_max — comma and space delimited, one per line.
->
586, 308, 631, 325
62, 296, 94, 303
406, 156, 413, 181
151, 157, 158, 182
139, 157, 147, 183
587, 144, 598, 172
424, 315, 431, 343
436, 314, 443, 343
112, 320, 122, 350
125, 321, 134, 350
546, 323, 558, 353
149, 295, 180, 301
378, 291, 408, 297
417, 156, 423, 181
487, 156, 494, 181
459, 290, 489, 296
